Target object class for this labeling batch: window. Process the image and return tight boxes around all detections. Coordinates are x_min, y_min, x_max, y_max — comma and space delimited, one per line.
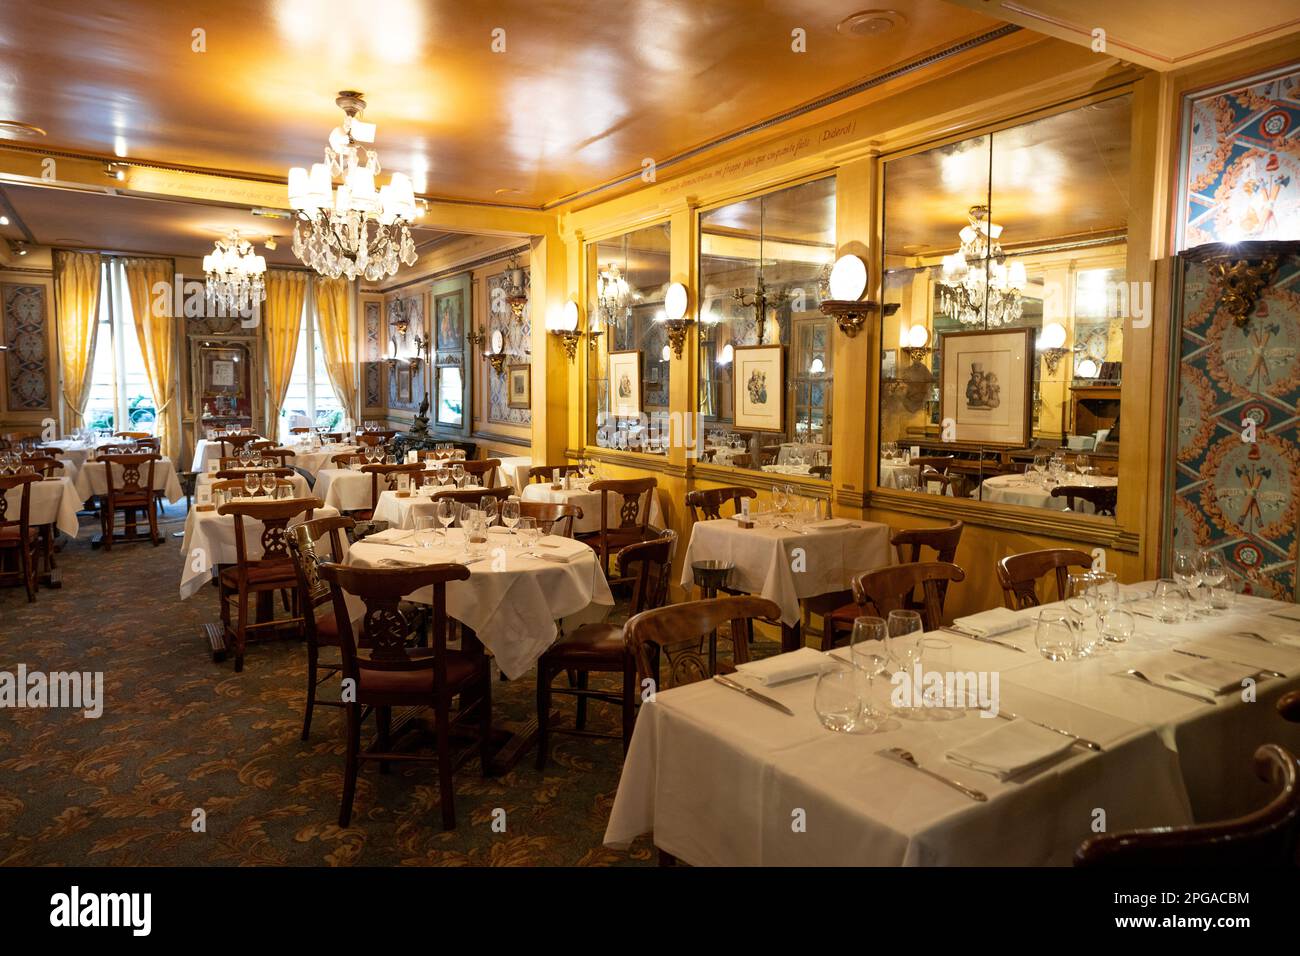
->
279, 282, 343, 441
85, 260, 156, 434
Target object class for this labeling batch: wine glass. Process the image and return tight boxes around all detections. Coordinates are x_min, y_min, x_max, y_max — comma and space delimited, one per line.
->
771, 484, 789, 526
452, 463, 466, 487
1032, 453, 1049, 484
261, 471, 278, 497
479, 496, 498, 526
435, 498, 456, 539
1173, 548, 1202, 613
500, 499, 520, 536
243, 472, 260, 497
885, 610, 924, 675
1074, 453, 1091, 482
850, 616, 888, 719
1199, 550, 1227, 613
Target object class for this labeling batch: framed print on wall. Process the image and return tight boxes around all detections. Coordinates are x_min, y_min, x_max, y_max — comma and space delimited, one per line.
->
435, 290, 465, 352
507, 364, 531, 409
733, 344, 784, 432
938, 328, 1032, 447
608, 350, 642, 418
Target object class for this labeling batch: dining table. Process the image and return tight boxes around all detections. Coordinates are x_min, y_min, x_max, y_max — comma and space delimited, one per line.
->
519, 480, 665, 536
370, 486, 491, 529
73, 455, 184, 504
195, 470, 312, 500
190, 437, 265, 474
678, 514, 894, 647
11, 475, 84, 539
280, 442, 363, 479
604, 587, 1300, 865
979, 472, 1118, 511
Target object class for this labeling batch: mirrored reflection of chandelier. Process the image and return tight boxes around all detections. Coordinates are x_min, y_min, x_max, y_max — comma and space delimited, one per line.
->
287, 91, 418, 282
204, 230, 266, 313
597, 262, 630, 326
938, 205, 1026, 326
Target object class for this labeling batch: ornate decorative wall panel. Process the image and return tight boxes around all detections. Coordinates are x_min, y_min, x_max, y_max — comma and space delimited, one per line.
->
386, 295, 424, 413
2, 282, 54, 412
486, 269, 531, 426
363, 300, 382, 409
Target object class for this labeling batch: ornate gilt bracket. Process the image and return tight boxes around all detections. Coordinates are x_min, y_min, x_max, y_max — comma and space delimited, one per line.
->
819, 300, 900, 338
1183, 240, 1293, 330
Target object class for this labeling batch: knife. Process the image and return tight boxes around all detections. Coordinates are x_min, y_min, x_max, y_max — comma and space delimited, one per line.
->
995, 709, 1103, 752
712, 675, 794, 716
939, 625, 1027, 653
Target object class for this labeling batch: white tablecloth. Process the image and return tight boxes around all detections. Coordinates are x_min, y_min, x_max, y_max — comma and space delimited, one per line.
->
195, 471, 311, 500
312, 468, 375, 512
979, 473, 1118, 511
6, 477, 82, 538
761, 464, 813, 476
678, 517, 894, 625
280, 443, 362, 479
371, 487, 490, 530
74, 457, 183, 503
497, 456, 533, 494
346, 529, 615, 679
519, 481, 665, 536
37, 438, 114, 471
777, 442, 831, 465
178, 502, 341, 599
879, 459, 912, 488
606, 588, 1300, 864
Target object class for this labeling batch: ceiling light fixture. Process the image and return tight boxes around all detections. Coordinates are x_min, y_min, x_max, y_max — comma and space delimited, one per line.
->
103, 162, 126, 181
0, 121, 47, 137
287, 91, 418, 281
837, 9, 906, 37
937, 205, 1027, 326
204, 230, 267, 314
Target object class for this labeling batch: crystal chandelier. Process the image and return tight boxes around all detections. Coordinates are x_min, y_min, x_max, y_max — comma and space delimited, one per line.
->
287, 91, 418, 282
937, 205, 1027, 326
597, 263, 630, 326
203, 230, 266, 313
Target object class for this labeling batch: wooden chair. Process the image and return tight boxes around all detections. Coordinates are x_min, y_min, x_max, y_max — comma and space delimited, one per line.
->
582, 477, 658, 580
730, 453, 753, 469
461, 458, 501, 487
318, 561, 492, 830
536, 533, 675, 770
320, 431, 346, 443
1050, 484, 1118, 516
810, 464, 832, 481
286, 516, 355, 739
331, 452, 367, 468
114, 431, 151, 440
517, 500, 583, 538
215, 467, 295, 482
216, 496, 322, 672
357, 462, 426, 519
219, 434, 261, 457
528, 464, 583, 484
684, 485, 757, 522
96, 443, 138, 455
289, 426, 313, 435
98, 453, 161, 549
997, 548, 1094, 609
253, 447, 296, 468
1075, 745, 1300, 866
849, 561, 966, 631
19, 456, 61, 478
356, 431, 395, 447
1280, 691, 1300, 724
0, 473, 40, 601
430, 487, 513, 507
625, 595, 779, 691
759, 445, 782, 467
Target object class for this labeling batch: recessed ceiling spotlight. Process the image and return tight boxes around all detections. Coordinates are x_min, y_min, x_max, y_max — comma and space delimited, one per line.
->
8, 240, 30, 256
494, 187, 523, 197
0, 120, 47, 137
837, 9, 906, 37
0, 216, 9, 226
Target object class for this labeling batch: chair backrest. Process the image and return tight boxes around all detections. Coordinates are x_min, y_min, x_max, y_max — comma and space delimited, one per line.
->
431, 487, 512, 506
759, 445, 781, 466
891, 521, 964, 564
617, 531, 677, 615
1279, 690, 1300, 724
320, 431, 345, 443
730, 453, 752, 469
625, 595, 780, 690
912, 455, 954, 473
517, 500, 583, 538
1076, 745, 1300, 866
1050, 484, 1118, 516
528, 464, 583, 483
211, 477, 297, 498
331, 453, 367, 467
851, 561, 966, 630
997, 548, 1094, 609
589, 477, 657, 534
685, 485, 757, 522
287, 516, 356, 627
215, 468, 294, 481
318, 562, 471, 688
99, 453, 159, 499
0, 473, 39, 534
361, 462, 425, 507
97, 443, 137, 455
217, 496, 322, 566
255, 447, 296, 466
289, 426, 313, 435
219, 434, 261, 455
462, 459, 501, 486
114, 431, 151, 439
19, 456, 61, 478
357, 432, 394, 447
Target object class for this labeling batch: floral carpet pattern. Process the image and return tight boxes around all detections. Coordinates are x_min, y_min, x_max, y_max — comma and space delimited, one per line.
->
0, 504, 659, 866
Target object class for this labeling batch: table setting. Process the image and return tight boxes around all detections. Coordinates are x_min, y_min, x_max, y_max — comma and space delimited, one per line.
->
519, 476, 665, 536
73, 454, 184, 503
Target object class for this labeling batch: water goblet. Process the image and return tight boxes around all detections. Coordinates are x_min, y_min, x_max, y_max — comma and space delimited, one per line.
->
850, 616, 888, 718
243, 472, 260, 498
500, 499, 520, 537
885, 610, 924, 674
435, 499, 456, 540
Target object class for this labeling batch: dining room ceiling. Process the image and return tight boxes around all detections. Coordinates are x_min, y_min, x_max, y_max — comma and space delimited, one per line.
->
0, 0, 1012, 210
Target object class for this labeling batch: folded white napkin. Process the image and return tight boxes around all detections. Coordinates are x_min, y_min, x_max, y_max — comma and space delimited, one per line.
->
364, 529, 414, 545
734, 647, 831, 685
1165, 659, 1257, 695
953, 607, 1029, 638
945, 720, 1074, 780
535, 550, 580, 564
807, 518, 855, 530
1176, 635, 1300, 675
487, 526, 512, 534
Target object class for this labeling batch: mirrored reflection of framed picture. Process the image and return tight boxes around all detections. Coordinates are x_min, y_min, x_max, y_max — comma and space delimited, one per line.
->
939, 328, 1032, 446
436, 365, 464, 426
881, 348, 898, 381
507, 364, 531, 409
733, 344, 783, 432
608, 350, 642, 418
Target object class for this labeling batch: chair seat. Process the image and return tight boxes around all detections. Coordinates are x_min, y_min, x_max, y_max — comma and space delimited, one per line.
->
0, 526, 40, 544
349, 509, 374, 521
220, 560, 297, 588
107, 493, 153, 508
314, 611, 340, 644
358, 650, 481, 701
828, 602, 861, 625
542, 623, 627, 667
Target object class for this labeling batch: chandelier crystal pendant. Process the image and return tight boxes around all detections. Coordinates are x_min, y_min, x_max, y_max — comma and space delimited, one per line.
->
287, 91, 418, 282
937, 205, 1027, 326
203, 230, 267, 313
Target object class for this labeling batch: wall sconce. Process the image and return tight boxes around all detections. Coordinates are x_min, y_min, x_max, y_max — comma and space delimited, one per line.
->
1184, 240, 1284, 330
409, 334, 427, 373
468, 323, 487, 350
103, 162, 127, 181
658, 282, 693, 358
486, 328, 507, 374
545, 301, 583, 361
504, 253, 529, 320
1038, 321, 1069, 375
818, 254, 897, 337
900, 323, 931, 365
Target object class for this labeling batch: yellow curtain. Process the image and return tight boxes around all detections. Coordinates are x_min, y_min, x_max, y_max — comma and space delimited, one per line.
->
122, 258, 180, 461
313, 276, 358, 423
263, 270, 308, 436
53, 250, 102, 433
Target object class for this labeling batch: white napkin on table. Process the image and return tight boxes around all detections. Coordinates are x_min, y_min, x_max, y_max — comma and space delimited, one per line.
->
945, 719, 1074, 780
953, 607, 1029, 638
1165, 659, 1257, 695
807, 518, 855, 531
735, 647, 831, 685
1176, 635, 1300, 675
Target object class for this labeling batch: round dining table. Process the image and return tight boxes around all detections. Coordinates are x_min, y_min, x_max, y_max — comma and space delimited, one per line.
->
978, 472, 1118, 512
519, 480, 664, 536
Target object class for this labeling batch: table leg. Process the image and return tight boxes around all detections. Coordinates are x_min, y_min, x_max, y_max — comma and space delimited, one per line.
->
781, 620, 802, 653
456, 623, 554, 776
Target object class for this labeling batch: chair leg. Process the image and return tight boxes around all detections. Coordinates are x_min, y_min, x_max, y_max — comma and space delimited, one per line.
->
234, 586, 249, 673
101, 508, 112, 551
435, 700, 456, 830
302, 644, 318, 740
575, 671, 589, 730
147, 500, 160, 545
621, 658, 636, 753
535, 661, 552, 771
376, 706, 391, 774
21, 539, 35, 602
339, 704, 361, 827
478, 665, 493, 776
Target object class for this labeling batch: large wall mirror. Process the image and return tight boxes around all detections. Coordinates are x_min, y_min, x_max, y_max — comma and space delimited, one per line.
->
878, 95, 1131, 521
587, 222, 672, 453
697, 175, 836, 478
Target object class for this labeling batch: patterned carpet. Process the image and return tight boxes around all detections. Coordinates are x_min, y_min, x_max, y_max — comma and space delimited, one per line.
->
0, 503, 671, 866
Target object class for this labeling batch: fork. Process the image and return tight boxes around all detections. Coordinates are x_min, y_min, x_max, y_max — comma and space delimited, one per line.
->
883, 748, 988, 802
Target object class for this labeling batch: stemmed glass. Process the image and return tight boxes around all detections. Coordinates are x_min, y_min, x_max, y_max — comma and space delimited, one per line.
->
1199, 550, 1227, 613
1074, 453, 1092, 483
1173, 548, 1202, 614
850, 616, 888, 720
452, 463, 466, 488
1031, 453, 1049, 485
261, 472, 278, 497
479, 496, 498, 526
500, 499, 520, 537
434, 499, 456, 540
771, 485, 789, 527
885, 610, 924, 677
243, 472, 260, 497
1065, 572, 1099, 656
